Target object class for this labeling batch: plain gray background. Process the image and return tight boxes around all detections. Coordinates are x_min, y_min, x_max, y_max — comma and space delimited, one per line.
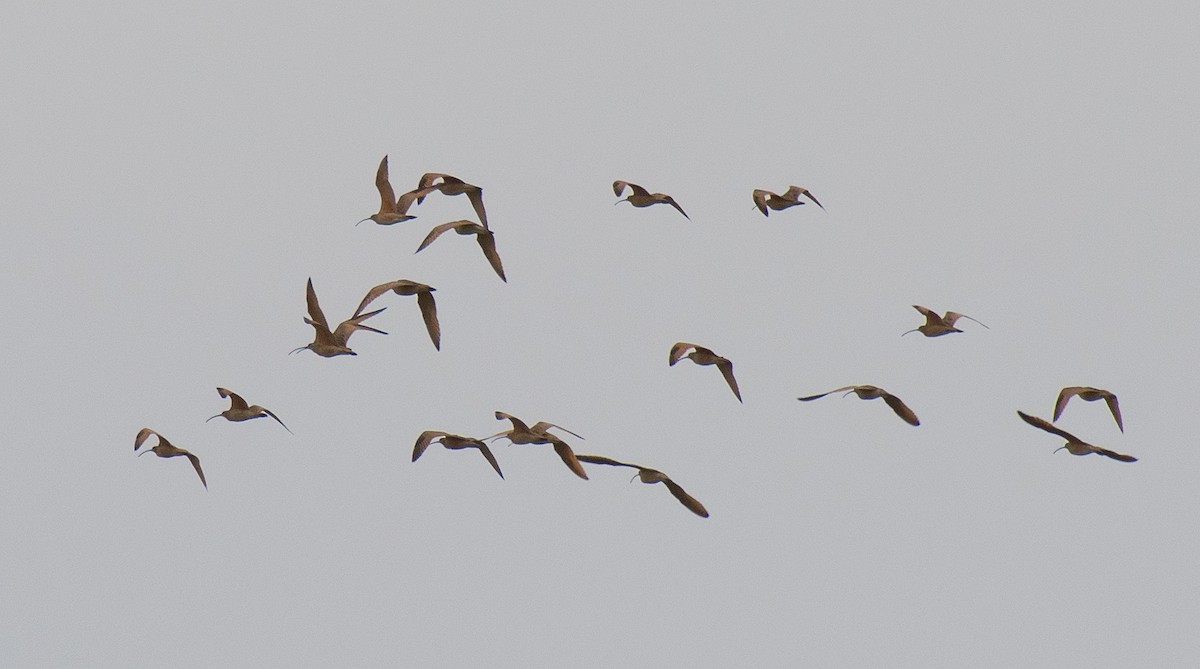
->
3, 2, 1199, 666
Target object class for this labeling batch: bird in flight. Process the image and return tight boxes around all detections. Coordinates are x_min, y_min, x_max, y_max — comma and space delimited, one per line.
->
412, 430, 504, 479
1053, 387, 1123, 432
576, 454, 709, 518
488, 411, 588, 480
613, 180, 690, 220
353, 279, 441, 350
416, 172, 490, 229
291, 278, 387, 357
415, 219, 506, 282
134, 428, 207, 489
357, 155, 432, 226
751, 185, 824, 216
1016, 411, 1136, 462
797, 385, 920, 426
669, 342, 742, 402
206, 387, 291, 433
902, 305, 989, 337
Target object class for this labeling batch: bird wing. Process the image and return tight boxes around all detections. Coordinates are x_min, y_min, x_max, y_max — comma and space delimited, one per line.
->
134, 427, 163, 451
943, 311, 988, 329
1092, 445, 1137, 462
473, 231, 507, 282
466, 189, 489, 229
1104, 393, 1124, 432
184, 451, 207, 489
217, 387, 249, 411
530, 421, 585, 440
332, 307, 387, 345
797, 386, 859, 401
663, 479, 710, 518
665, 196, 690, 220
418, 172, 452, 190
476, 443, 504, 479
416, 291, 440, 350
395, 187, 435, 216
1053, 387, 1082, 422
261, 407, 292, 434
669, 342, 697, 365
494, 411, 532, 433
751, 189, 772, 216
551, 439, 589, 480
1017, 410, 1083, 442
575, 454, 639, 470
715, 358, 742, 402
881, 393, 920, 426
788, 185, 824, 210
613, 180, 648, 197
415, 220, 468, 253
374, 155, 397, 214
305, 278, 331, 332
412, 430, 447, 462
912, 304, 943, 327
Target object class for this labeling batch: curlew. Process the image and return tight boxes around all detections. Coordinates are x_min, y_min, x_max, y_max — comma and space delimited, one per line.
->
1053, 386, 1123, 432
488, 411, 588, 480
412, 430, 503, 479
612, 180, 690, 220
752, 185, 824, 216
134, 428, 207, 488
352, 279, 440, 350
291, 278, 388, 357
206, 387, 291, 433
902, 305, 989, 337
1016, 411, 1136, 462
416, 172, 489, 229
797, 385, 920, 426
415, 219, 506, 282
576, 454, 709, 518
357, 155, 432, 226
669, 342, 742, 402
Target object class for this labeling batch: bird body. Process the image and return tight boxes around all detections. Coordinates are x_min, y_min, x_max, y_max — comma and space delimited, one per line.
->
668, 342, 742, 402
576, 454, 709, 517
613, 180, 690, 220
1016, 411, 1136, 462
413, 430, 503, 478
416, 172, 489, 229
1053, 387, 1123, 432
206, 387, 291, 433
134, 428, 207, 488
902, 305, 989, 337
292, 278, 388, 357
797, 385, 920, 426
751, 185, 823, 216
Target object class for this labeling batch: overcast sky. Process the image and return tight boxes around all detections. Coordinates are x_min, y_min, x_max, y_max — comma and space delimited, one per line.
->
3, 2, 1200, 667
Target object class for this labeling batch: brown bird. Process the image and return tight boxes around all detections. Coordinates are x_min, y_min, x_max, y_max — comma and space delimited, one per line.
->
797, 385, 920, 426
134, 428, 207, 489
613, 180, 690, 220
291, 278, 388, 357
357, 155, 431, 226
352, 279, 441, 350
416, 172, 489, 229
1016, 411, 1136, 462
206, 387, 291, 433
1053, 387, 1123, 432
752, 185, 824, 216
576, 454, 709, 518
415, 219, 506, 282
902, 305, 989, 337
669, 342, 741, 402
412, 430, 504, 479
489, 411, 588, 480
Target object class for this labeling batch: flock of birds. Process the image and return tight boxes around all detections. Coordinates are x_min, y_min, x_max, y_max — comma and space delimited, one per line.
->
132, 156, 1136, 518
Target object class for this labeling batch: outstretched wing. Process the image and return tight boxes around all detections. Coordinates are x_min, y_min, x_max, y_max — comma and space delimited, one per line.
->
751, 189, 772, 216
415, 220, 468, 253
943, 311, 988, 329
261, 408, 292, 434
797, 386, 858, 402
1092, 445, 1136, 462
1053, 387, 1082, 422
1104, 394, 1124, 433
184, 452, 208, 489
134, 427, 163, 451
412, 430, 447, 462
1017, 410, 1082, 442
530, 421, 585, 440
374, 155, 397, 214
417, 291, 440, 350
551, 439, 589, 480
575, 454, 639, 470
475, 232, 507, 282
332, 307, 387, 345
216, 387, 249, 411
912, 304, 943, 327
716, 358, 742, 403
613, 180, 649, 197
881, 392, 920, 426
663, 479, 710, 518
305, 278, 330, 331
476, 443, 504, 479
664, 196, 690, 220
669, 342, 697, 365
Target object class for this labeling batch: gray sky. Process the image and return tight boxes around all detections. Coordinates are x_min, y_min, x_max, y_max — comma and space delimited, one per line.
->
3, 2, 1199, 666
